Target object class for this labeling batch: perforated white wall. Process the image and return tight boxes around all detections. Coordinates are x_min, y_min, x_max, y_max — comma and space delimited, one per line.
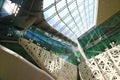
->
19, 38, 77, 80
79, 45, 120, 80
19, 38, 120, 80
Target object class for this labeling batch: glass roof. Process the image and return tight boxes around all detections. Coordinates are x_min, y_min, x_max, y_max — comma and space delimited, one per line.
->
43, 0, 97, 43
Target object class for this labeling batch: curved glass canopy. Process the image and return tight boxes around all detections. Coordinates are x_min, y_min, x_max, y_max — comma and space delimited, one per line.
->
43, 0, 97, 43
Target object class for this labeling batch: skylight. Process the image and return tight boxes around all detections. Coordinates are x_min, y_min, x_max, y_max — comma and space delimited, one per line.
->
43, 0, 97, 43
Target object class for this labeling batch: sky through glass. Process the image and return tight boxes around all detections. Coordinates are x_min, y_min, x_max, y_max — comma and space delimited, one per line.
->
43, 0, 97, 43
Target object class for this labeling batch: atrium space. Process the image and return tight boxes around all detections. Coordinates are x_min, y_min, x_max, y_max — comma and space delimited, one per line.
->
0, 0, 120, 80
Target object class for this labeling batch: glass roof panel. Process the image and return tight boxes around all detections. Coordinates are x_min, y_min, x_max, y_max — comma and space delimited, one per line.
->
64, 15, 72, 23
61, 27, 69, 34
54, 22, 64, 31
43, 0, 54, 9
59, 10, 68, 18
69, 23, 75, 29
79, 5, 84, 12
56, 0, 66, 10
68, 2, 76, 11
77, 0, 84, 4
60, 8, 69, 18
75, 17, 80, 23
44, 6, 55, 19
67, 0, 73, 3
71, 10, 78, 17
43, 0, 97, 43
89, 0, 94, 4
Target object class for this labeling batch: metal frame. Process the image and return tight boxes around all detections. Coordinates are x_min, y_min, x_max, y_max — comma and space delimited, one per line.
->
43, 0, 96, 43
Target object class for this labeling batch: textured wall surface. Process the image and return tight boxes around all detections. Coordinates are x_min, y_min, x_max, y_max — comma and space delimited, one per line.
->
96, 0, 120, 26
0, 45, 54, 80
19, 38, 77, 80
79, 44, 120, 80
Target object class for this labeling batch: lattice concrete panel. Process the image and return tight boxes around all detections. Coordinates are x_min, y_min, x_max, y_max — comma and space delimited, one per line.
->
79, 62, 96, 80
19, 38, 77, 80
79, 60, 104, 80
106, 47, 120, 71
79, 45, 120, 80
88, 58, 105, 80
95, 53, 120, 80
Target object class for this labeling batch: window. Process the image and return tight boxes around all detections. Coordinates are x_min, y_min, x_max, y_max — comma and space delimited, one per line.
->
43, 0, 97, 42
